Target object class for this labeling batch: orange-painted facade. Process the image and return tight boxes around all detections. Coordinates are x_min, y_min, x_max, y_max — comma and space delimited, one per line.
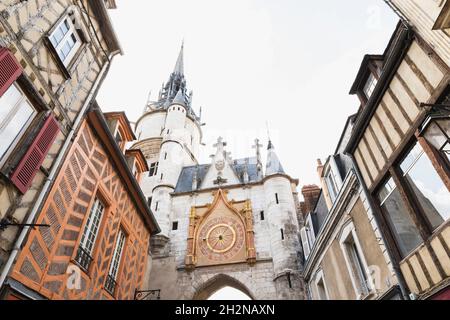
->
9, 117, 153, 300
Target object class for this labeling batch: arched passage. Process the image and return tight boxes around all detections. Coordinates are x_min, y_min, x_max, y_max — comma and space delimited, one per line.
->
192, 274, 255, 300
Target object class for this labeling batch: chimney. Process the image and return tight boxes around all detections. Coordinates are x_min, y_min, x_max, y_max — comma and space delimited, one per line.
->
316, 158, 324, 178
301, 184, 321, 215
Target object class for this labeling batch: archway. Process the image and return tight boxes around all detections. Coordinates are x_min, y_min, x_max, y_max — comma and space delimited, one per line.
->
193, 274, 255, 300
208, 287, 252, 300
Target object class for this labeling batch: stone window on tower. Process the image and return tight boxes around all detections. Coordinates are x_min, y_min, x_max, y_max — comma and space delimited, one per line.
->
275, 193, 279, 204
149, 162, 159, 176
280, 228, 285, 240
48, 15, 82, 67
75, 196, 106, 272
260, 211, 265, 221
363, 73, 377, 99
172, 221, 178, 231
105, 228, 126, 296
0, 83, 37, 166
155, 201, 159, 212
164, 152, 168, 160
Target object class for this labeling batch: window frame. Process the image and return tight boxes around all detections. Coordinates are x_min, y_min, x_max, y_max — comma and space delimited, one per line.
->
312, 269, 329, 300
45, 10, 86, 78
105, 228, 127, 296
324, 168, 339, 203
373, 136, 450, 259
149, 162, 159, 177
339, 221, 373, 299
73, 191, 109, 274
49, 16, 82, 67
363, 72, 378, 99
0, 83, 37, 168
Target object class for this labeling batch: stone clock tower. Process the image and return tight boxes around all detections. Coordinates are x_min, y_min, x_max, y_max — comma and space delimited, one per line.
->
132, 44, 305, 300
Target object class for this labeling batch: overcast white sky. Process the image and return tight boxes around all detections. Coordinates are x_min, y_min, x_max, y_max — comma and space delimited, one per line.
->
97, 0, 397, 187
96, 0, 398, 300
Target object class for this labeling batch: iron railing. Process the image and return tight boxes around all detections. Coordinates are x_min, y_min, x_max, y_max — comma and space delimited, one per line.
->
105, 274, 118, 295
75, 246, 93, 272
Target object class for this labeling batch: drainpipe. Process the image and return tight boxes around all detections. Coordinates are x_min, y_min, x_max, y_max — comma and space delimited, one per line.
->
347, 153, 410, 300
0, 53, 115, 290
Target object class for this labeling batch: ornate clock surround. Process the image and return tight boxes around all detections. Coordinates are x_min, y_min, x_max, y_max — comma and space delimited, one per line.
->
185, 189, 256, 270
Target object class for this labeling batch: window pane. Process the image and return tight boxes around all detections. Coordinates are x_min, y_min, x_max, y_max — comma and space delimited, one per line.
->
0, 85, 21, 123
80, 198, 105, 255
51, 28, 64, 46
400, 143, 422, 173
403, 151, 450, 230
363, 73, 377, 98
0, 99, 34, 159
424, 122, 448, 151
443, 142, 450, 161
326, 173, 338, 202
379, 183, 422, 257
62, 19, 70, 34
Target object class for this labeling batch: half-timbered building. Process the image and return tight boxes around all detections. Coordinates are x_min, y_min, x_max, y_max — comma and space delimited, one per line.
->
345, 5, 450, 299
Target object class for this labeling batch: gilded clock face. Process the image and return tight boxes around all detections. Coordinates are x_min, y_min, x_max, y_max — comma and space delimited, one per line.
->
197, 216, 245, 262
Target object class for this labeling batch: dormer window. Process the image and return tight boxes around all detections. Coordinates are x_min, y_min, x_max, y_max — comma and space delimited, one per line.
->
363, 73, 377, 99
325, 169, 339, 203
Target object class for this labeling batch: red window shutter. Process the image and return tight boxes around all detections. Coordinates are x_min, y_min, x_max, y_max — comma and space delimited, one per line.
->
0, 47, 23, 97
10, 114, 60, 194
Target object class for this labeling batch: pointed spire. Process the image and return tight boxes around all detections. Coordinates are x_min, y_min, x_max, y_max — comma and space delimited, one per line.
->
173, 41, 184, 75
265, 140, 285, 176
172, 88, 186, 106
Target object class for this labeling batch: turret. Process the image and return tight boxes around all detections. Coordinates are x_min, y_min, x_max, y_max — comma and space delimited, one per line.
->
263, 140, 303, 299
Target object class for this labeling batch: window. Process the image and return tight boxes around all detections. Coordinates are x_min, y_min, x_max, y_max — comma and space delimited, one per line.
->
378, 177, 422, 257
115, 131, 122, 144
49, 17, 81, 66
147, 197, 152, 208
105, 229, 126, 295
0, 84, 36, 164
363, 73, 377, 99
75, 197, 105, 271
164, 152, 167, 160
155, 201, 159, 211
399, 142, 450, 230
313, 271, 329, 300
300, 227, 311, 260
275, 193, 279, 204
172, 221, 178, 231
160, 173, 164, 180
280, 228, 285, 240
423, 119, 450, 162
340, 224, 371, 298
325, 170, 339, 203
260, 211, 265, 221
149, 162, 159, 176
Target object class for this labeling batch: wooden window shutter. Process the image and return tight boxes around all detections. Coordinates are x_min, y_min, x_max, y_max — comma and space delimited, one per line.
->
0, 47, 23, 97
10, 114, 60, 194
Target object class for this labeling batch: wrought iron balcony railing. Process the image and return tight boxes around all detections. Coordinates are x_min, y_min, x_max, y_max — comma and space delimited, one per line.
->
75, 246, 93, 272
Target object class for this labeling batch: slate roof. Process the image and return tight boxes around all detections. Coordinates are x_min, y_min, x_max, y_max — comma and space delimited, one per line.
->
174, 157, 262, 193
